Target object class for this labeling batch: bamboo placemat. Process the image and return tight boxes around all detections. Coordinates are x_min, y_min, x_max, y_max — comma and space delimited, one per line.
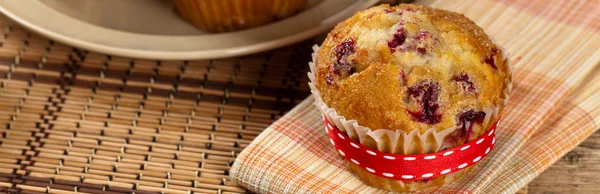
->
0, 14, 316, 193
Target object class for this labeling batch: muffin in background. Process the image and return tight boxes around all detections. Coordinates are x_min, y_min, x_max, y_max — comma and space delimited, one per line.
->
172, 0, 308, 33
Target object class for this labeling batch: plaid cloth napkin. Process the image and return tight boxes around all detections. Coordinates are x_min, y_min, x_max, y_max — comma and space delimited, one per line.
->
230, 0, 600, 193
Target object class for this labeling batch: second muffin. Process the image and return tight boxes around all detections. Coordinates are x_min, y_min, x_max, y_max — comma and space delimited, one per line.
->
172, 0, 308, 33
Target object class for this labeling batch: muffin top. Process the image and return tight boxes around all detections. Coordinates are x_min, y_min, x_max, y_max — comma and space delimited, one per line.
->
315, 4, 510, 132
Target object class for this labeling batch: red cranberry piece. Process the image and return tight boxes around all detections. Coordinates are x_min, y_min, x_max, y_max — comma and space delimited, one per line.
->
388, 28, 407, 52
398, 8, 415, 16
417, 47, 427, 54
458, 110, 486, 125
407, 80, 442, 124
398, 70, 407, 87
399, 70, 407, 82
415, 31, 434, 54
383, 9, 393, 13
483, 47, 499, 69
456, 110, 486, 141
334, 38, 355, 62
367, 13, 376, 19
417, 31, 430, 40
325, 73, 334, 85
332, 38, 356, 76
452, 74, 477, 95
492, 47, 499, 55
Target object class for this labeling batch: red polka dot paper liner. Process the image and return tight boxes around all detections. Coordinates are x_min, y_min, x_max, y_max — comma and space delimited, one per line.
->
325, 115, 499, 181
307, 43, 512, 190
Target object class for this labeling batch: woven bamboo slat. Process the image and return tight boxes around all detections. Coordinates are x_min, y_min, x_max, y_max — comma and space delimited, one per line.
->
0, 14, 313, 193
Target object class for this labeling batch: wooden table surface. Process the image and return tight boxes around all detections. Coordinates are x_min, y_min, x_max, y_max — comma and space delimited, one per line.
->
518, 130, 600, 193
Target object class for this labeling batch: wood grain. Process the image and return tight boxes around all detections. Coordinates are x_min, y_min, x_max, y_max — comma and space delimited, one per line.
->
526, 130, 600, 193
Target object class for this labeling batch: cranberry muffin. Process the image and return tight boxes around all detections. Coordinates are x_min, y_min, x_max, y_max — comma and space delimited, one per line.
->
172, 0, 307, 33
311, 4, 511, 191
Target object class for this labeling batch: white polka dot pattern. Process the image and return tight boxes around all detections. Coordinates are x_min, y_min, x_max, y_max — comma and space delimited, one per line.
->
424, 156, 436, 160
366, 150, 377, 156
383, 156, 395, 160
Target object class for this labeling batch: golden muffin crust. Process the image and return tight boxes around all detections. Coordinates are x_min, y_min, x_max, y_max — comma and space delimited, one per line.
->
315, 4, 509, 133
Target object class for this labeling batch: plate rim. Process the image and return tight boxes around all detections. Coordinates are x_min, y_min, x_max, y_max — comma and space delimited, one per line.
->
0, 0, 378, 60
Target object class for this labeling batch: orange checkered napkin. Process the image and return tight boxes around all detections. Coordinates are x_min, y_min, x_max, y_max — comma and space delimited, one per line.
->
230, 0, 600, 193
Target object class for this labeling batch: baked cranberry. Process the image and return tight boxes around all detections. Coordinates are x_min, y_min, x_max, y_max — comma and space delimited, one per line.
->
383, 9, 393, 13
452, 74, 477, 95
325, 73, 334, 85
333, 38, 356, 76
407, 80, 441, 124
398, 70, 407, 87
456, 110, 486, 141
388, 28, 407, 51
483, 47, 499, 69
417, 31, 430, 40
415, 31, 434, 54
417, 47, 427, 54
334, 38, 355, 62
399, 70, 407, 82
367, 13, 376, 19
492, 48, 499, 55
458, 110, 486, 125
